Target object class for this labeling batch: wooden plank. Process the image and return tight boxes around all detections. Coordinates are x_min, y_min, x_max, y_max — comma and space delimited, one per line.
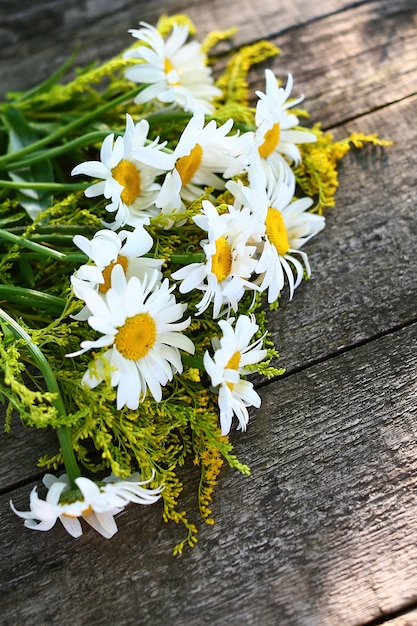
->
1, 322, 416, 625
0, 0, 378, 98
0, 421, 58, 492
265, 0, 417, 128
2, 0, 415, 128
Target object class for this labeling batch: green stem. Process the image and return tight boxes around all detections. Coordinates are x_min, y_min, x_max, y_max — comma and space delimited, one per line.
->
56, 428, 81, 486
0, 86, 144, 168
0, 308, 81, 486
0, 180, 87, 192
0, 285, 66, 313
0, 228, 87, 263
8, 224, 97, 237
144, 111, 253, 133
170, 253, 205, 264
2, 130, 121, 171
62, 253, 89, 264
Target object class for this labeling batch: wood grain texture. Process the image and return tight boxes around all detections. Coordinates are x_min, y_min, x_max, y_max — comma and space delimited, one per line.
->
1, 0, 416, 129
0, 420, 58, 491
1, 0, 417, 624
264, 0, 417, 128
1, 0, 406, 103
0, 0, 349, 97
2, 324, 416, 626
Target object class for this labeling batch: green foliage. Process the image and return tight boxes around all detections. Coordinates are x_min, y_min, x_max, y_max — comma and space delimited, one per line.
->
3, 106, 55, 219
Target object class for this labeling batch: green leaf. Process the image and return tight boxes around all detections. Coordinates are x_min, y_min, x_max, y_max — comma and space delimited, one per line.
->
3, 106, 55, 220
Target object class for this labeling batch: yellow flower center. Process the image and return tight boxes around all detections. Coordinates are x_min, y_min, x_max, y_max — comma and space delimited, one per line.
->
226, 351, 241, 371
175, 144, 203, 187
258, 123, 281, 159
164, 58, 180, 85
111, 159, 141, 205
225, 350, 241, 390
265, 207, 289, 255
115, 313, 157, 361
99, 255, 129, 294
211, 236, 232, 282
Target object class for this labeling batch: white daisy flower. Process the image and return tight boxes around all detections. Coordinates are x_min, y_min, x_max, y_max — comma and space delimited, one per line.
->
68, 266, 195, 409
230, 168, 325, 302
226, 70, 316, 185
155, 114, 238, 214
71, 225, 163, 316
255, 70, 317, 163
10, 472, 161, 539
203, 315, 267, 435
71, 114, 173, 229
155, 115, 240, 218
124, 22, 222, 115
171, 199, 262, 318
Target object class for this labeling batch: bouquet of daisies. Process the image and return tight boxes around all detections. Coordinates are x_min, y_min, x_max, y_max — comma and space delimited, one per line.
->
0, 14, 389, 553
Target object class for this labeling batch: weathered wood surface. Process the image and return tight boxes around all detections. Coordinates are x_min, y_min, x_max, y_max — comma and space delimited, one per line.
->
0, 0, 379, 98
1, 0, 417, 625
2, 326, 417, 625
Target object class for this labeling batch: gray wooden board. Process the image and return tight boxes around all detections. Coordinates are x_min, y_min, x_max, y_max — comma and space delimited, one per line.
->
0, 420, 59, 492
0, 0, 368, 98
263, 0, 417, 128
1, 0, 416, 130
1, 324, 416, 626
1, 0, 417, 624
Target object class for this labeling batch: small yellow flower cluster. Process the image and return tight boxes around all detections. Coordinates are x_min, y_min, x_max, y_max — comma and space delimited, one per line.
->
198, 446, 224, 525
295, 127, 392, 214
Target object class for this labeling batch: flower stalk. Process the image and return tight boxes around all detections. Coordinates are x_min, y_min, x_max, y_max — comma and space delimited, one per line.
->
0, 308, 81, 487
0, 228, 87, 263
0, 85, 145, 169
0, 180, 88, 192
0, 286, 66, 313
0, 131, 121, 172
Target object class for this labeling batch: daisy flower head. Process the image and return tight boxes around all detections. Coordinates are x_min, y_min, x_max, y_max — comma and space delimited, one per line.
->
255, 70, 317, 164
203, 315, 267, 436
124, 21, 222, 115
171, 199, 262, 318
11, 472, 161, 539
68, 266, 195, 410
71, 225, 164, 315
71, 114, 173, 229
231, 70, 317, 186
247, 166, 325, 303
156, 114, 239, 215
